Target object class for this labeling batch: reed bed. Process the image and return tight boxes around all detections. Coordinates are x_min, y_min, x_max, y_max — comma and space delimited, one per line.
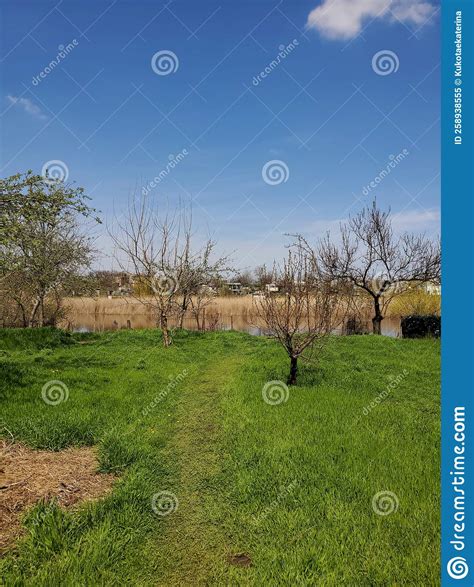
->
64, 296, 255, 317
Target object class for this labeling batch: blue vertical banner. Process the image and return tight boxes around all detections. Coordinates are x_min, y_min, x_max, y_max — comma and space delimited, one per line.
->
442, 0, 474, 584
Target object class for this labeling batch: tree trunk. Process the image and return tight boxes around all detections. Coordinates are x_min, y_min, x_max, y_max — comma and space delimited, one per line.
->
38, 298, 44, 327
28, 297, 42, 327
178, 295, 187, 328
372, 297, 383, 335
160, 312, 171, 347
14, 299, 28, 327
288, 356, 298, 385
21, 305, 27, 328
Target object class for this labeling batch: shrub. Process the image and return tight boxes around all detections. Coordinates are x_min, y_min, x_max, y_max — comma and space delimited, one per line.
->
390, 290, 440, 316
0, 327, 75, 351
401, 315, 441, 338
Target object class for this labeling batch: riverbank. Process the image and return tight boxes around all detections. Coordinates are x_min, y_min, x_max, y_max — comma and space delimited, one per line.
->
61, 296, 409, 336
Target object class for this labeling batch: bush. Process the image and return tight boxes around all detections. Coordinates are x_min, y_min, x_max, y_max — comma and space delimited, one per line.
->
390, 290, 440, 316
401, 315, 441, 338
0, 327, 75, 351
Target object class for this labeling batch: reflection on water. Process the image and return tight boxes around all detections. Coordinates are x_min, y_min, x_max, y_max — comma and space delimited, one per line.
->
66, 313, 402, 337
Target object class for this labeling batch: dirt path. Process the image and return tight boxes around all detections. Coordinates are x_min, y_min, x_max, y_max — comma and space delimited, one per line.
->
153, 348, 243, 586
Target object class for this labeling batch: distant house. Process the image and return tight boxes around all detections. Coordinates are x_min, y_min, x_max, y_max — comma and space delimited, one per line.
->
424, 281, 441, 295
225, 282, 243, 295
265, 283, 279, 293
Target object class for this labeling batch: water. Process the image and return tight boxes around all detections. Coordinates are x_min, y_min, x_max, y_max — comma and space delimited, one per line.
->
66, 313, 402, 337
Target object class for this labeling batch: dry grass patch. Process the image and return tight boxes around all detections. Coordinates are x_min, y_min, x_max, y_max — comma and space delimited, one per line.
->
0, 441, 116, 552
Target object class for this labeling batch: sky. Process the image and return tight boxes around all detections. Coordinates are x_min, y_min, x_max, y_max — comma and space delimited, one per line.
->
0, 0, 440, 270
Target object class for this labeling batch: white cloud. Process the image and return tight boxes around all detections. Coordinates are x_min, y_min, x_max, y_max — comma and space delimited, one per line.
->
390, 1, 435, 24
391, 207, 440, 232
306, 0, 436, 40
6, 94, 47, 120
303, 207, 440, 239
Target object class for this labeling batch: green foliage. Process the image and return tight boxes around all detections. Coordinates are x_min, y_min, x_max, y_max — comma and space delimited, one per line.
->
390, 289, 441, 317
1, 171, 101, 327
0, 327, 75, 351
1, 171, 100, 239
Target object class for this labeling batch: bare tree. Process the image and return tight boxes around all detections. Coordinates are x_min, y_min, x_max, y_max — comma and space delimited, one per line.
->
175, 237, 230, 329
253, 245, 347, 385
110, 194, 188, 346
189, 286, 214, 330
315, 201, 440, 334
234, 269, 254, 288
110, 194, 229, 344
254, 264, 274, 290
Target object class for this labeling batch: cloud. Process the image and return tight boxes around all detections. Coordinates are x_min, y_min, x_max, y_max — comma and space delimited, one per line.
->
306, 0, 436, 40
390, 1, 435, 24
6, 95, 47, 120
303, 207, 440, 240
391, 207, 440, 233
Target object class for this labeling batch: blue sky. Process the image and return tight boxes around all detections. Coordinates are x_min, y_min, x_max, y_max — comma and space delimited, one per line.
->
1, 0, 440, 269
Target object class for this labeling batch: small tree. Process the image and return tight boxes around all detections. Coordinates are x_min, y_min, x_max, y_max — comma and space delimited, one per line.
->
189, 285, 215, 330
316, 201, 440, 334
174, 234, 230, 329
111, 194, 230, 340
181, 240, 230, 329
253, 246, 346, 385
0, 171, 99, 327
110, 194, 188, 346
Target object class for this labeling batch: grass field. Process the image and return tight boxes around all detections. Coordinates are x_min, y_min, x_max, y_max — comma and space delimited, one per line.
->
0, 328, 440, 585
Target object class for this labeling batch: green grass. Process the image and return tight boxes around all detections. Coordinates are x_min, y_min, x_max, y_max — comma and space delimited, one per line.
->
0, 328, 440, 585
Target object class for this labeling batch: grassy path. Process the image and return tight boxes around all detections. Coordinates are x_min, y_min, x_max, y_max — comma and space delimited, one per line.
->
153, 347, 244, 585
